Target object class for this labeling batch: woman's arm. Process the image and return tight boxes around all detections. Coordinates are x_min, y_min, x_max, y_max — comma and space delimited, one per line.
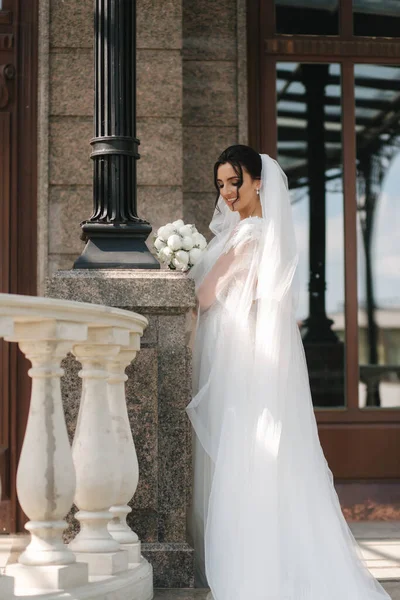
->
196, 248, 236, 312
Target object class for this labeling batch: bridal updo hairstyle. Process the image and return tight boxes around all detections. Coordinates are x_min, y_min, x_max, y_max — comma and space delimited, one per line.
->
213, 144, 262, 209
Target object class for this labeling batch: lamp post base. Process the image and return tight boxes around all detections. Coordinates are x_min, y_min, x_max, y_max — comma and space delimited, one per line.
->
73, 223, 160, 270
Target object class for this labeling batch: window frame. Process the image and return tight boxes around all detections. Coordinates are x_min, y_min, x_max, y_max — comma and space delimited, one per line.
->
248, 0, 400, 425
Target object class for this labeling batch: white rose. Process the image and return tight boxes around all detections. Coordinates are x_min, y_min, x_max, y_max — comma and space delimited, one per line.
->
189, 248, 203, 265
167, 234, 183, 251
179, 224, 193, 237
154, 237, 167, 251
159, 246, 173, 263
157, 225, 166, 238
172, 219, 185, 230
175, 250, 189, 265
193, 232, 207, 250
173, 250, 190, 271
160, 224, 176, 240
182, 235, 194, 251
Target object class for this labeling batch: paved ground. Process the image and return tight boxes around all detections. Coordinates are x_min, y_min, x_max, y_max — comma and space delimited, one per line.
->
154, 591, 208, 599
154, 583, 400, 599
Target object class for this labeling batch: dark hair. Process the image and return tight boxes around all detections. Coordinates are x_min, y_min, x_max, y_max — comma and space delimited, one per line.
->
213, 145, 262, 209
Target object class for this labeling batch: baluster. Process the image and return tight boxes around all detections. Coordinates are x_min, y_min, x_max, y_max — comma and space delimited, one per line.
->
108, 331, 141, 564
69, 326, 130, 576
4, 319, 88, 592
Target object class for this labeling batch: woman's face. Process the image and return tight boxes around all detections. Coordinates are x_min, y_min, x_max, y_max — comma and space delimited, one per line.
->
216, 162, 259, 213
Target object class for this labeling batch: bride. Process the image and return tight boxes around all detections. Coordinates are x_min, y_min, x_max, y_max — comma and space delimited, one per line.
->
186, 145, 390, 600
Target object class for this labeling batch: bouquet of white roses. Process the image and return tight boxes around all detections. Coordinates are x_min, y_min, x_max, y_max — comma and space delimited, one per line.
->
153, 219, 207, 271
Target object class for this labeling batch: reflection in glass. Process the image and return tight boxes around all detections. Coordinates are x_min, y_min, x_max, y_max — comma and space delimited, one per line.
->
277, 62, 345, 408
276, 0, 339, 35
354, 1, 400, 37
355, 65, 400, 408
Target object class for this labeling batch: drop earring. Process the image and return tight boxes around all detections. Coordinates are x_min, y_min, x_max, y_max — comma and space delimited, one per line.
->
256, 189, 260, 196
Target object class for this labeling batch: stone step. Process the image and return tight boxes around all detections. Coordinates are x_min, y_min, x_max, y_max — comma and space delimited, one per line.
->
154, 584, 400, 600
350, 521, 400, 581
154, 592, 208, 599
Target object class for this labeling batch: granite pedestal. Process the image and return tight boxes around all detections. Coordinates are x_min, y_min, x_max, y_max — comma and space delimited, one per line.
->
46, 270, 196, 588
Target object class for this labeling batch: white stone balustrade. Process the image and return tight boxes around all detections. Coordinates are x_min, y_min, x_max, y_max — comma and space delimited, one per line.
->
0, 293, 153, 600
107, 332, 141, 564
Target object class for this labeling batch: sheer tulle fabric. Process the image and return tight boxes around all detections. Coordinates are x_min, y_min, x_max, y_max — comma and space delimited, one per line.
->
186, 155, 390, 599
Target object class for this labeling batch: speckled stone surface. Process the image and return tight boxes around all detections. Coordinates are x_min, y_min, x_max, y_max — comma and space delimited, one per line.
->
49, 186, 92, 254
183, 0, 236, 60
237, 0, 249, 145
183, 193, 215, 240
142, 543, 194, 588
181, 0, 240, 246
183, 127, 237, 193
50, 0, 93, 48
137, 0, 182, 50
47, 271, 195, 586
137, 50, 182, 118
154, 591, 208, 600
49, 117, 92, 185
183, 62, 236, 127
47, 270, 196, 312
48, 254, 76, 276
137, 120, 182, 187
50, 51, 93, 116
137, 187, 183, 236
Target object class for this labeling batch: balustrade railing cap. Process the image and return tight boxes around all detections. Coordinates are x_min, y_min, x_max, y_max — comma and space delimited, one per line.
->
0, 293, 148, 333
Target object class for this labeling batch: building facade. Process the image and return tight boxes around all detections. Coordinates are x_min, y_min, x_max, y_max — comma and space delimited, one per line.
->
1, 0, 400, 535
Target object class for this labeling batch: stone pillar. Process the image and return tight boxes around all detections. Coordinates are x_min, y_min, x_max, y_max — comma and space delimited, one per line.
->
46, 270, 196, 588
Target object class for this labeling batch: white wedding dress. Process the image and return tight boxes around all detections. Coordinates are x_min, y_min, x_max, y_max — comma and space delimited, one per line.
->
186, 155, 390, 600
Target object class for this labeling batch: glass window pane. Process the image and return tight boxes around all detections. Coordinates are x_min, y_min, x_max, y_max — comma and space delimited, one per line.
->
276, 0, 339, 35
277, 62, 346, 409
354, 0, 400, 37
355, 64, 400, 409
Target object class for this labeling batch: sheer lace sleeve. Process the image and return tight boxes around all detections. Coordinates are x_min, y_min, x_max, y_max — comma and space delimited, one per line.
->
196, 218, 263, 313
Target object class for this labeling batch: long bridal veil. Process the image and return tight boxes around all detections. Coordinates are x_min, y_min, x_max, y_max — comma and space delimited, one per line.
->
186, 155, 390, 600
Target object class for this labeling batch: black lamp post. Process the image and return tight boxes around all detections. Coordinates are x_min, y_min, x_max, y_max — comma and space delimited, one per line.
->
74, 0, 159, 269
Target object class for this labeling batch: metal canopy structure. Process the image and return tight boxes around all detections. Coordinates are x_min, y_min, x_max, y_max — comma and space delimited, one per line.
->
276, 63, 400, 190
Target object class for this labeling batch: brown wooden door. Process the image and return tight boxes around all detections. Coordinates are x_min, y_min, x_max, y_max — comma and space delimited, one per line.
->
0, 0, 38, 533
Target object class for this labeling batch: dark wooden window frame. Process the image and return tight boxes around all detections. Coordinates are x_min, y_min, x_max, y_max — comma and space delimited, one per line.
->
0, 0, 38, 532
247, 0, 400, 427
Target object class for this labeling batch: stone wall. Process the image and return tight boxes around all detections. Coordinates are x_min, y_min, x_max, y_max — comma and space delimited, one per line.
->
46, 0, 184, 277
40, 0, 247, 284
182, 0, 239, 237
